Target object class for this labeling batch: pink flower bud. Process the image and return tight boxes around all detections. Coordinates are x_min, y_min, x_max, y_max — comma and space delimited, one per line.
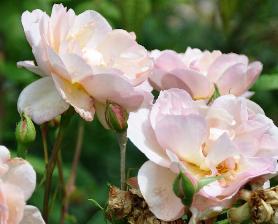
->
105, 102, 128, 133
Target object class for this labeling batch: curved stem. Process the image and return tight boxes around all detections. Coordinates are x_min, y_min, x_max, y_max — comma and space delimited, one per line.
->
42, 116, 68, 223
61, 121, 84, 223
116, 130, 128, 190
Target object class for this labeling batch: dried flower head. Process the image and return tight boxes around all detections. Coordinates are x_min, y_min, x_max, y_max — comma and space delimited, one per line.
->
250, 186, 278, 224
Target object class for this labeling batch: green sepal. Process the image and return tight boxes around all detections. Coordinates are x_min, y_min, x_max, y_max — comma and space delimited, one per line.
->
196, 176, 222, 192
173, 172, 195, 206
207, 83, 221, 105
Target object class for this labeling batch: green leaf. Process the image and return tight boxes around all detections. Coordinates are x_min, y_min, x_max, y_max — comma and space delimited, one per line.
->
88, 198, 104, 210
173, 172, 195, 206
196, 176, 222, 192
252, 74, 278, 91
215, 219, 230, 224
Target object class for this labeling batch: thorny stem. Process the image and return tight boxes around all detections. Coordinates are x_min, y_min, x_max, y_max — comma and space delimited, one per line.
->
42, 114, 69, 223
61, 121, 84, 223
116, 130, 128, 190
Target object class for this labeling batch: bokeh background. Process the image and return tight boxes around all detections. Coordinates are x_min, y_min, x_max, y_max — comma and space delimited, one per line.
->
1, 0, 278, 223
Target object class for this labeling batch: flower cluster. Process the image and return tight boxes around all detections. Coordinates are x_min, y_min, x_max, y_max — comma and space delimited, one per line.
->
17, 4, 152, 126
16, 3, 278, 224
0, 145, 44, 224
128, 89, 278, 222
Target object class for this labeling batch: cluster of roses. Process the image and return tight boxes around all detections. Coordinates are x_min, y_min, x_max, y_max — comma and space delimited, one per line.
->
2, 4, 278, 224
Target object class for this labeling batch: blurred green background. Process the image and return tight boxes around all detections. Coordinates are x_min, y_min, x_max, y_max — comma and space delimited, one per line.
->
1, 0, 278, 223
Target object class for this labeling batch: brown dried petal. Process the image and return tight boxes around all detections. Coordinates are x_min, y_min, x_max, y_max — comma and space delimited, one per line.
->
106, 185, 186, 224
250, 186, 278, 224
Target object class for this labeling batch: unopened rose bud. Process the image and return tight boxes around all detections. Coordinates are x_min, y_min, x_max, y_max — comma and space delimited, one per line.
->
228, 202, 251, 223
15, 113, 36, 158
172, 172, 195, 206
15, 113, 36, 144
105, 101, 128, 133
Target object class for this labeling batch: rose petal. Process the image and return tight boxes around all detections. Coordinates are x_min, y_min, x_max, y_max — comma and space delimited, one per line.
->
2, 158, 36, 201
207, 53, 248, 82
21, 9, 44, 46
17, 61, 44, 76
127, 109, 170, 167
216, 63, 247, 95
164, 69, 214, 99
206, 133, 238, 168
138, 161, 184, 221
97, 29, 137, 63
73, 10, 112, 49
80, 73, 144, 111
20, 205, 45, 224
202, 157, 277, 199
3, 183, 25, 224
0, 146, 10, 176
154, 50, 185, 72
154, 114, 207, 166
60, 53, 93, 82
245, 61, 263, 90
150, 88, 197, 129
52, 75, 95, 121
17, 77, 70, 124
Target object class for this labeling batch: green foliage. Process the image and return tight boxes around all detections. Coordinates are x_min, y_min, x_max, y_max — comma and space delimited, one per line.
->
253, 74, 278, 91
120, 0, 151, 34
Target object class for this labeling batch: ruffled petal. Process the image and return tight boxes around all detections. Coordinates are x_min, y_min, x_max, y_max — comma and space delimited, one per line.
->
154, 114, 207, 166
150, 88, 197, 129
52, 75, 95, 121
21, 9, 44, 46
79, 73, 144, 111
17, 77, 70, 124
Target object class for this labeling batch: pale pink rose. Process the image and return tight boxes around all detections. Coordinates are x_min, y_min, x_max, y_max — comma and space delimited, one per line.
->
127, 89, 278, 222
0, 145, 45, 224
150, 48, 262, 99
17, 4, 153, 124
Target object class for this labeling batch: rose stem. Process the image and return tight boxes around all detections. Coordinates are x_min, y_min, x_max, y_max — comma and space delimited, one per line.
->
116, 130, 128, 190
61, 121, 84, 223
42, 114, 69, 223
